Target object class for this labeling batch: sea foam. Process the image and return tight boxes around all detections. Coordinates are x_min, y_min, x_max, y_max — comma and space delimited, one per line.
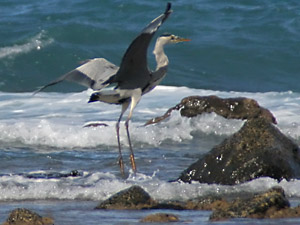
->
1, 86, 300, 149
0, 30, 53, 59
0, 170, 299, 201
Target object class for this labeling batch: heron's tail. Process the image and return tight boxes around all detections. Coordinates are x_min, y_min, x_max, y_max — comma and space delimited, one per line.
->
88, 90, 125, 104
88, 93, 100, 103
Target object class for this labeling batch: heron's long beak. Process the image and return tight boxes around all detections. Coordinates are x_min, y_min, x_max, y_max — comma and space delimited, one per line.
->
174, 36, 191, 43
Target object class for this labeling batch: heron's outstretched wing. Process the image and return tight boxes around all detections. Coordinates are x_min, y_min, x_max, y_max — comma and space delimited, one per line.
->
113, 3, 172, 90
34, 58, 118, 93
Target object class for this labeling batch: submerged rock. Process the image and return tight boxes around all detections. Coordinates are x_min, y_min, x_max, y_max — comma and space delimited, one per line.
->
145, 95, 276, 125
2, 208, 54, 225
140, 213, 179, 223
178, 118, 300, 185
210, 187, 291, 221
95, 185, 155, 210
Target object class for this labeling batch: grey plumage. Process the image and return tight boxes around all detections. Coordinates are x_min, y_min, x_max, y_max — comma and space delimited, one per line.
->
35, 3, 190, 175
34, 58, 119, 93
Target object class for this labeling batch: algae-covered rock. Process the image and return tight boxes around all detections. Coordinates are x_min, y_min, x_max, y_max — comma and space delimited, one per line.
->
179, 96, 276, 123
178, 118, 300, 185
184, 195, 229, 211
2, 208, 53, 225
95, 186, 300, 222
210, 187, 290, 221
140, 213, 179, 223
145, 95, 276, 125
95, 185, 155, 210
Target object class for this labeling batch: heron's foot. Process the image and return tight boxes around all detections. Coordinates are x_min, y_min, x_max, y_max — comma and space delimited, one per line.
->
130, 154, 137, 173
118, 157, 125, 177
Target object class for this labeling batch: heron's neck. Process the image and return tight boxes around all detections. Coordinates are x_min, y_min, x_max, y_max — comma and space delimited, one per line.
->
153, 40, 169, 71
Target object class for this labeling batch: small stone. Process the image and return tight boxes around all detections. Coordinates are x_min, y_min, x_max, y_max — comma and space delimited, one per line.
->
140, 213, 179, 223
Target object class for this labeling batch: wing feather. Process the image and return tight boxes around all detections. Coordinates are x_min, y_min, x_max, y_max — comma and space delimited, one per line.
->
113, 3, 172, 89
34, 58, 118, 93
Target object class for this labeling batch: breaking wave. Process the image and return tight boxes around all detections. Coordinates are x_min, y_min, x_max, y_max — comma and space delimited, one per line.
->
0, 30, 53, 59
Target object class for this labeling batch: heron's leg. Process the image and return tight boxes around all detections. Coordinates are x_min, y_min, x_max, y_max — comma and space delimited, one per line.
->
125, 89, 142, 173
116, 101, 130, 176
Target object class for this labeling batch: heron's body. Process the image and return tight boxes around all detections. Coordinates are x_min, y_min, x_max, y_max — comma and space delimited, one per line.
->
35, 3, 190, 175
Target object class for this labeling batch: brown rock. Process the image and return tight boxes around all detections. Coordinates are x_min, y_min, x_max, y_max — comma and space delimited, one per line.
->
210, 187, 290, 221
266, 205, 300, 219
145, 95, 276, 126
184, 196, 229, 211
95, 186, 300, 222
140, 213, 179, 223
178, 118, 300, 185
2, 208, 53, 225
179, 96, 276, 123
95, 185, 156, 210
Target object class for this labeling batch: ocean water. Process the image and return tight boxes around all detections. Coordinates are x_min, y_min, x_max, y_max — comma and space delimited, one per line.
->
1, 0, 300, 224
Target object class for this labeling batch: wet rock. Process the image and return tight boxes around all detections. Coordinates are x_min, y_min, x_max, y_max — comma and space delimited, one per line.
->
95, 186, 300, 221
2, 208, 54, 225
95, 185, 156, 210
178, 118, 300, 185
25, 170, 82, 179
95, 185, 187, 210
265, 205, 300, 219
147, 201, 186, 210
140, 213, 179, 223
179, 96, 276, 123
210, 187, 291, 221
184, 196, 229, 211
83, 122, 109, 128
145, 95, 276, 126
95, 185, 231, 212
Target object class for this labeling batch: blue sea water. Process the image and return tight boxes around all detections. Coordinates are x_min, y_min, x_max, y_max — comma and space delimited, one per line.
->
1, 1, 300, 224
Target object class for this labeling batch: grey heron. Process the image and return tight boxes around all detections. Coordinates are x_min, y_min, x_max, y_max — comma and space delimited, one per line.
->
35, 3, 190, 175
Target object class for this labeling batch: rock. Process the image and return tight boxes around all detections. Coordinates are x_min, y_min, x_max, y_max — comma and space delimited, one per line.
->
95, 185, 156, 210
265, 205, 300, 219
95, 185, 231, 212
145, 95, 276, 126
95, 186, 300, 222
178, 118, 300, 185
147, 201, 186, 210
95, 185, 187, 210
210, 187, 291, 221
25, 170, 82, 179
2, 208, 53, 225
140, 213, 179, 223
83, 122, 108, 128
179, 96, 276, 123
184, 196, 229, 211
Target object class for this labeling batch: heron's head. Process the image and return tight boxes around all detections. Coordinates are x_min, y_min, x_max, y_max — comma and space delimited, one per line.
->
158, 33, 191, 45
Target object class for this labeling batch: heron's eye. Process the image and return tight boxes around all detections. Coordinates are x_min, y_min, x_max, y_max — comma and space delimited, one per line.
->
171, 36, 175, 40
